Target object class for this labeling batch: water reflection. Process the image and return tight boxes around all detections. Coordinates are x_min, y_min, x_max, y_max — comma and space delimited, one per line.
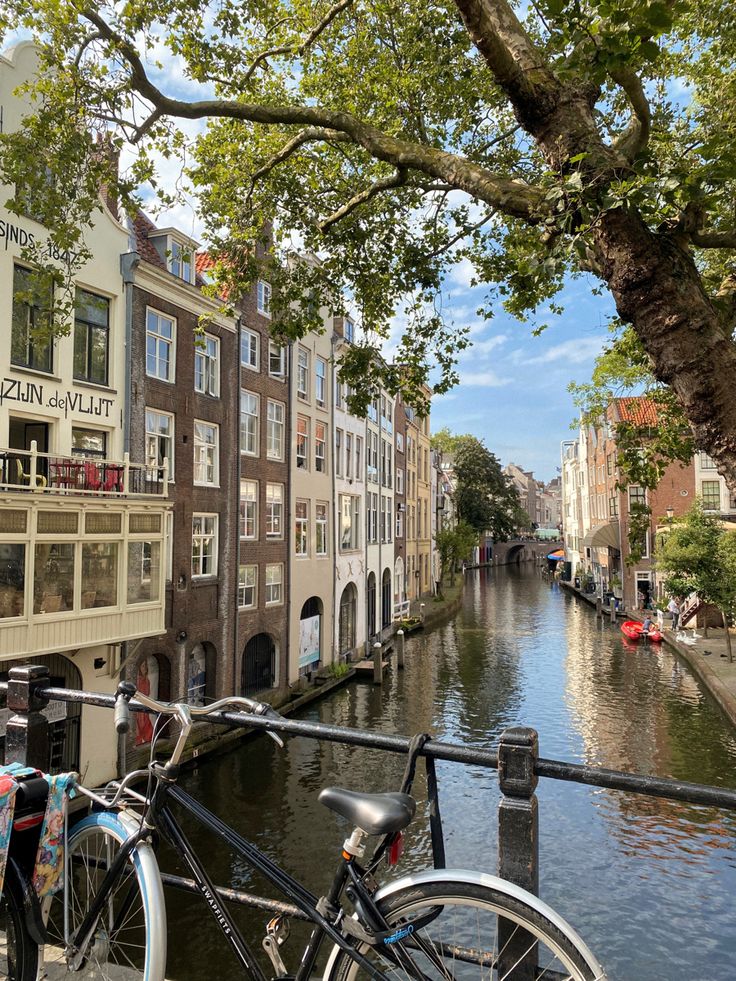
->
166, 566, 736, 981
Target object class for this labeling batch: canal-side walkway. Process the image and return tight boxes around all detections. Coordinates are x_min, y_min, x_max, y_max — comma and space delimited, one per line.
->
561, 579, 736, 730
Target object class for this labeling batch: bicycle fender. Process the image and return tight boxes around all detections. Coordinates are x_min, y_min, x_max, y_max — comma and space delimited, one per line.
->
7, 854, 47, 946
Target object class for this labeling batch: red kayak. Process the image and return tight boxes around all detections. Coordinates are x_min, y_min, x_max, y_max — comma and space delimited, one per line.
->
621, 620, 663, 643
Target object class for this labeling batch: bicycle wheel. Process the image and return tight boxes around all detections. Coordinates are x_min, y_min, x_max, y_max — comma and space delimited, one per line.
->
43, 810, 167, 981
324, 869, 606, 981
0, 862, 39, 981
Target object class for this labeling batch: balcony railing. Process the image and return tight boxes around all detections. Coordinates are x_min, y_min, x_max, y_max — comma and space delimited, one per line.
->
0, 441, 168, 498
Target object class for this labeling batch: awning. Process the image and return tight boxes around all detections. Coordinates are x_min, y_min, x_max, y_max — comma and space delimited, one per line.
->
547, 549, 565, 561
582, 522, 620, 550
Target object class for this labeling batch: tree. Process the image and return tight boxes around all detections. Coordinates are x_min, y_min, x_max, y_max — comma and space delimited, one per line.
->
656, 500, 736, 661
5, 2, 736, 466
453, 436, 520, 539
435, 520, 477, 587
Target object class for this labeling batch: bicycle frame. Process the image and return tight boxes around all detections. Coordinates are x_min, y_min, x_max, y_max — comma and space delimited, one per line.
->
69, 777, 395, 981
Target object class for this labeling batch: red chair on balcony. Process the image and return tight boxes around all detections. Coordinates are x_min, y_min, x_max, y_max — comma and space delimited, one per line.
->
83, 460, 102, 491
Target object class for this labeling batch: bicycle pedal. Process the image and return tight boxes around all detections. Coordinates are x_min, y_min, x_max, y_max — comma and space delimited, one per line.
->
266, 913, 290, 944
263, 933, 289, 975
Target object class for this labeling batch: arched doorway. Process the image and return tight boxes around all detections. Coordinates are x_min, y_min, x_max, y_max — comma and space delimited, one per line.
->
134, 652, 171, 746
339, 583, 357, 656
394, 556, 404, 607
367, 572, 376, 638
0, 653, 82, 772
187, 641, 216, 705
242, 633, 276, 696
299, 596, 323, 675
381, 569, 392, 629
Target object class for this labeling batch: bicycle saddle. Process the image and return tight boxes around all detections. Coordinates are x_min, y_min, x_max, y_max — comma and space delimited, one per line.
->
318, 787, 416, 835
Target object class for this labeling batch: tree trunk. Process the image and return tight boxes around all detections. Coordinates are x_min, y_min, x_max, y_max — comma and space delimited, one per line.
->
723, 610, 733, 663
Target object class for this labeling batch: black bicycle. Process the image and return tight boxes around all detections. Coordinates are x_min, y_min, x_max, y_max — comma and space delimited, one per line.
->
1, 682, 606, 980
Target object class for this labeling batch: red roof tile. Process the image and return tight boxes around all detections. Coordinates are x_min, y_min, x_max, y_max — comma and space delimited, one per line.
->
614, 397, 659, 426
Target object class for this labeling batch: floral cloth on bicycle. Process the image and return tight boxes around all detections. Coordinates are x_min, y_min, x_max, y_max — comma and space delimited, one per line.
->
33, 771, 77, 898
0, 762, 38, 898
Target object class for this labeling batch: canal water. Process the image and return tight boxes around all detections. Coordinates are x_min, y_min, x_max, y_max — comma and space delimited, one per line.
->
166, 566, 736, 980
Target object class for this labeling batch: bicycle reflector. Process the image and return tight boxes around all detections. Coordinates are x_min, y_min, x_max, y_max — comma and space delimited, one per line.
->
387, 832, 404, 866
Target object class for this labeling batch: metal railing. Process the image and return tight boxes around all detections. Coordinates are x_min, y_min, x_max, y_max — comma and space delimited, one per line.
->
2, 663, 736, 905
0, 441, 169, 497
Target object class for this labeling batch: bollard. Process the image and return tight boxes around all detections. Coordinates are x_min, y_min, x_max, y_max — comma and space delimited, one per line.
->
497, 726, 539, 980
5, 664, 51, 769
595, 597, 602, 618
396, 629, 405, 669
610, 597, 617, 623
373, 641, 383, 685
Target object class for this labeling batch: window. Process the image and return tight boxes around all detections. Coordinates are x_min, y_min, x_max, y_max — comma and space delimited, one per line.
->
240, 328, 259, 371
396, 432, 404, 453
702, 480, 721, 511
316, 358, 327, 407
72, 427, 106, 460
335, 429, 343, 477
192, 514, 218, 577
269, 341, 286, 378
345, 433, 352, 479
239, 480, 258, 539
238, 565, 257, 608
240, 390, 259, 456
340, 495, 360, 550
193, 421, 219, 485
146, 308, 175, 381
381, 396, 393, 434
381, 438, 393, 488
316, 503, 328, 556
609, 496, 619, 517
257, 280, 271, 317
367, 431, 378, 482
12, 265, 52, 372
355, 437, 362, 480
74, 288, 109, 385
266, 484, 284, 537
606, 453, 614, 476
315, 422, 327, 473
628, 485, 646, 511
297, 347, 310, 399
267, 400, 285, 460
145, 409, 174, 479
265, 563, 283, 605
344, 318, 354, 343
396, 508, 403, 539
367, 492, 378, 544
297, 416, 309, 470
195, 333, 219, 396
295, 500, 309, 556
700, 452, 717, 470
397, 468, 404, 495
169, 240, 192, 283
335, 379, 343, 410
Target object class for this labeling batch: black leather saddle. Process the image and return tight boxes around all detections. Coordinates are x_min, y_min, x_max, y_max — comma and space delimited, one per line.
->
318, 786, 416, 836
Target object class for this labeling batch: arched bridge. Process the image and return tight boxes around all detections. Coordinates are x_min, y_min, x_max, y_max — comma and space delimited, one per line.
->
489, 539, 563, 567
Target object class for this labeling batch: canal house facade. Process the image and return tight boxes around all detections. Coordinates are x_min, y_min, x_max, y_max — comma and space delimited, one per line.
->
333, 317, 367, 661
0, 42, 171, 782
394, 397, 408, 616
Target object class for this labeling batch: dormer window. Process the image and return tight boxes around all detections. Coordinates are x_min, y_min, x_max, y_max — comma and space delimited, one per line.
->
169, 240, 192, 283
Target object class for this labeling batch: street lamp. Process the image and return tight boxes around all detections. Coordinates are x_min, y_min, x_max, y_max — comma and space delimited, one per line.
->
666, 506, 674, 521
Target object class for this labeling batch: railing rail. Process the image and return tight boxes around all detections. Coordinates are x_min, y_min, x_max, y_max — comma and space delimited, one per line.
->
2, 665, 736, 908
0, 441, 168, 498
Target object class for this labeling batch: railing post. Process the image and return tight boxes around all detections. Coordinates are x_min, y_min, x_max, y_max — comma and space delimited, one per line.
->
123, 452, 131, 495
5, 664, 50, 769
497, 726, 539, 980
396, 629, 405, 669
162, 455, 169, 497
30, 439, 39, 491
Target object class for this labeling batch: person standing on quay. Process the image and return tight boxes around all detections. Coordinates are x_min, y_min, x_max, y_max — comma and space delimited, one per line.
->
668, 597, 681, 632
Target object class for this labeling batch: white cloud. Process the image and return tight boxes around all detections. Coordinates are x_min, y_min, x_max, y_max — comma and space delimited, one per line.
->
459, 369, 512, 387
525, 336, 604, 367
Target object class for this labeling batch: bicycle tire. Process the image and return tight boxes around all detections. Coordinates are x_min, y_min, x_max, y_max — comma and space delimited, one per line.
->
42, 810, 167, 981
324, 869, 606, 981
0, 861, 39, 981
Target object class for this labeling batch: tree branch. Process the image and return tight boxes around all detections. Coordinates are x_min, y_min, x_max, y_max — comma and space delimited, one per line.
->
249, 126, 349, 191
608, 64, 651, 160
425, 209, 497, 259
81, 6, 548, 223
319, 168, 408, 231
691, 229, 736, 249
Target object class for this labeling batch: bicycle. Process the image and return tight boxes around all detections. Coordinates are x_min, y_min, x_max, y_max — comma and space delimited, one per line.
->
2, 682, 607, 980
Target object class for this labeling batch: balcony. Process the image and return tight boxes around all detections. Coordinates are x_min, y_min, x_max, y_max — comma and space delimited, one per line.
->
0, 445, 172, 661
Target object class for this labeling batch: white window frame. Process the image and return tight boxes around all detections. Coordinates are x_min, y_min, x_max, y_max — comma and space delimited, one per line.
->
397, 468, 404, 495
146, 308, 176, 382
265, 563, 283, 605
355, 437, 362, 481
241, 328, 260, 371
335, 429, 343, 478
257, 280, 272, 318
297, 347, 310, 400
345, 432, 352, 479
192, 513, 218, 578
297, 416, 310, 470
238, 564, 257, 609
194, 332, 220, 397
340, 494, 360, 551
168, 239, 193, 284
266, 483, 284, 538
396, 432, 404, 452
193, 420, 219, 487
701, 479, 721, 511
267, 400, 285, 460
315, 357, 327, 407
344, 318, 354, 343
315, 422, 327, 473
145, 408, 175, 481
295, 500, 309, 556
240, 479, 258, 540
316, 503, 328, 556
240, 390, 260, 457
268, 341, 286, 378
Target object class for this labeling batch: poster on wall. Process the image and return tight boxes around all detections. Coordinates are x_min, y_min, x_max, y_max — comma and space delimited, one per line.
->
299, 614, 321, 669
135, 654, 160, 746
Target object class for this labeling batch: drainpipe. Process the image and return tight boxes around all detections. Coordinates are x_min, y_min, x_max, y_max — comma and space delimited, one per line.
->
330, 334, 337, 664
234, 315, 243, 694
285, 342, 293, 686
120, 250, 140, 455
